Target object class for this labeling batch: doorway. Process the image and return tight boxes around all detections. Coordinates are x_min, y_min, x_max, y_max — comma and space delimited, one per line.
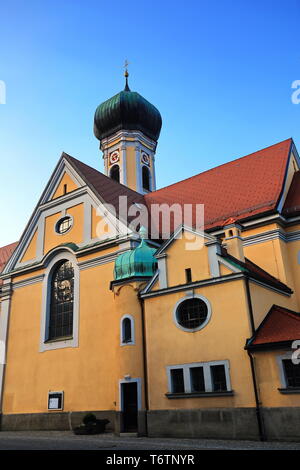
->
121, 382, 138, 432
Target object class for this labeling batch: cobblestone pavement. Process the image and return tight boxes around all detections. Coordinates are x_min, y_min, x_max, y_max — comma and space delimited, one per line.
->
0, 431, 299, 450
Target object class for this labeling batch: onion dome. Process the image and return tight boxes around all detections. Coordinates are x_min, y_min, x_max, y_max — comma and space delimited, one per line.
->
94, 72, 162, 142
114, 227, 158, 281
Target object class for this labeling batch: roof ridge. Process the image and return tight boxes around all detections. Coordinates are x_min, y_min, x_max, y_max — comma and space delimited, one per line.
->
148, 138, 292, 196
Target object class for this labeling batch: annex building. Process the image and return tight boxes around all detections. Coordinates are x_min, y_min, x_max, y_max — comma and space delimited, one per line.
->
1, 72, 300, 441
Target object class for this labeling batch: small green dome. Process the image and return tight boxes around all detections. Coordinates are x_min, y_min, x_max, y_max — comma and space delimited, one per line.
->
114, 232, 158, 281
94, 80, 162, 142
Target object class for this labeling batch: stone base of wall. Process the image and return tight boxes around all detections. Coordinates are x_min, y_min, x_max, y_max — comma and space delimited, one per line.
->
261, 407, 300, 441
2, 407, 300, 441
0, 410, 116, 432
147, 408, 260, 440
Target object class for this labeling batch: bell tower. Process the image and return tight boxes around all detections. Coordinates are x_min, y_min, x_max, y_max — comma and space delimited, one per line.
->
93, 68, 162, 194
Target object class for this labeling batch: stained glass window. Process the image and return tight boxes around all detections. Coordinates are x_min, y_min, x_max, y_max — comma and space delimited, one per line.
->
49, 260, 74, 340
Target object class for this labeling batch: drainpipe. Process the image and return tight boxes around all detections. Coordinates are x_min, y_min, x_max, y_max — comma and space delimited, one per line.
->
244, 276, 266, 441
139, 295, 149, 435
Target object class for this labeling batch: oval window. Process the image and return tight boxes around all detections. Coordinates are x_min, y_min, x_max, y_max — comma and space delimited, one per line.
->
56, 216, 73, 234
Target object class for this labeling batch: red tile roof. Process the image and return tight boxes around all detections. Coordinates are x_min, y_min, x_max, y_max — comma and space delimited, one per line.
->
283, 170, 300, 217
247, 305, 300, 349
0, 242, 18, 274
63, 139, 292, 236
63, 153, 146, 226
145, 138, 293, 231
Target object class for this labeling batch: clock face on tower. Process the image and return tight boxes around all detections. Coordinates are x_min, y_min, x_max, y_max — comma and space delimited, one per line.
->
141, 152, 150, 166
109, 151, 119, 166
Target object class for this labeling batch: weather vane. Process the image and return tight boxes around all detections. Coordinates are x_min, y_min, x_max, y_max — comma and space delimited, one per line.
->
124, 59, 130, 91
124, 59, 129, 77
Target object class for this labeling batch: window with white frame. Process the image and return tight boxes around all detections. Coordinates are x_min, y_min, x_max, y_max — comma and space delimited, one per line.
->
173, 295, 212, 332
40, 251, 80, 352
120, 315, 135, 345
278, 354, 300, 389
166, 361, 231, 395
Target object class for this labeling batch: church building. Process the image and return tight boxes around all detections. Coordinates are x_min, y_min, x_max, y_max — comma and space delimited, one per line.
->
1, 71, 300, 441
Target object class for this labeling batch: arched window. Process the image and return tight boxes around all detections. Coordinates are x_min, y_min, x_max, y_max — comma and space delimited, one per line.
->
121, 315, 135, 345
49, 260, 74, 340
142, 166, 151, 191
110, 165, 120, 183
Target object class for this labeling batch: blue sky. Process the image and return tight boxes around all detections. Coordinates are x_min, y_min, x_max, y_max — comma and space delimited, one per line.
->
0, 0, 299, 246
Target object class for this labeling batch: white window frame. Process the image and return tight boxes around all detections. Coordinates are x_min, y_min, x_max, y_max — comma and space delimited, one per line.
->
166, 360, 231, 393
120, 314, 135, 346
173, 294, 212, 333
39, 250, 80, 352
277, 352, 299, 389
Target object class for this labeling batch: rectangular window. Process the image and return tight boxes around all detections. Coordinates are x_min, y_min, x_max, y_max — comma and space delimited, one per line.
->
167, 360, 231, 395
211, 364, 227, 391
185, 268, 192, 283
48, 391, 64, 410
170, 368, 184, 393
190, 366, 205, 392
282, 359, 300, 388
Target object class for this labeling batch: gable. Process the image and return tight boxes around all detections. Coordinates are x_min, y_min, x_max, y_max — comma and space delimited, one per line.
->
147, 226, 241, 292
2, 154, 133, 275
51, 171, 79, 200
166, 234, 211, 285
20, 229, 38, 263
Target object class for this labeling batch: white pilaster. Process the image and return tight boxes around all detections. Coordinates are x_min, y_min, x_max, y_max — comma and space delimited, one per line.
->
156, 253, 168, 289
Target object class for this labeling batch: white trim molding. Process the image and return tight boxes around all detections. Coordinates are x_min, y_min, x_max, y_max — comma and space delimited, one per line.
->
166, 360, 231, 394
156, 253, 168, 289
39, 251, 80, 352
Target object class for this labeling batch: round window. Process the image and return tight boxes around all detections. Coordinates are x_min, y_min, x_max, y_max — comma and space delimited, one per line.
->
176, 298, 209, 330
56, 216, 72, 234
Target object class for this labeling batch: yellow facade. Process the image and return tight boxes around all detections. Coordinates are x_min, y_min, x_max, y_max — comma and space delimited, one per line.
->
1, 93, 300, 441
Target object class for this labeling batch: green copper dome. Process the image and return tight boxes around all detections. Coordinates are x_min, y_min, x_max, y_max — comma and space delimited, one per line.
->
114, 228, 158, 281
94, 78, 162, 142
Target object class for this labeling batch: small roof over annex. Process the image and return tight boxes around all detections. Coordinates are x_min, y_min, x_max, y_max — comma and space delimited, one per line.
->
246, 305, 300, 351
